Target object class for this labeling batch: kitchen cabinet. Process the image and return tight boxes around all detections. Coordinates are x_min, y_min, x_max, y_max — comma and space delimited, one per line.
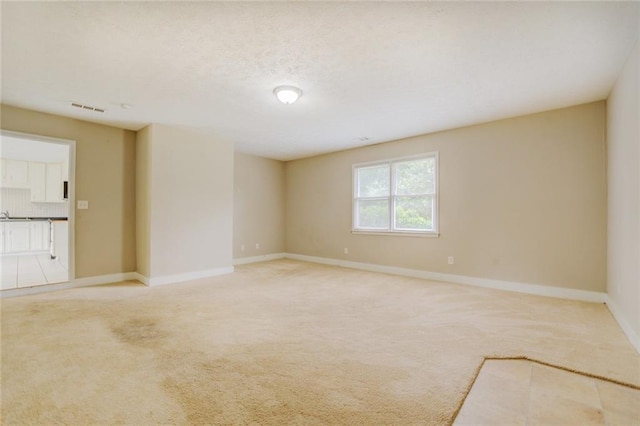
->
0, 223, 5, 253
46, 163, 63, 201
1, 158, 30, 189
30, 221, 49, 251
4, 222, 30, 253
52, 220, 69, 270
29, 162, 64, 202
29, 162, 46, 201
0, 220, 50, 254
62, 157, 69, 181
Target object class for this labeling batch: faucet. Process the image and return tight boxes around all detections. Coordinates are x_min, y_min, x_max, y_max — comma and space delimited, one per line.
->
0, 210, 9, 219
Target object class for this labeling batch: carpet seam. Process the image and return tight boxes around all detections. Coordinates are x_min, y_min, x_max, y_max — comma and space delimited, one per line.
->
448, 355, 640, 425
485, 355, 640, 390
449, 357, 488, 425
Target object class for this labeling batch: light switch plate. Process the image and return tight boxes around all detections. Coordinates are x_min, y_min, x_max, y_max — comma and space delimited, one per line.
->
77, 200, 89, 209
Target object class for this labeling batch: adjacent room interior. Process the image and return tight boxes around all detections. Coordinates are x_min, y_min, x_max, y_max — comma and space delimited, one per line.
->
0, 134, 72, 288
1, 2, 638, 425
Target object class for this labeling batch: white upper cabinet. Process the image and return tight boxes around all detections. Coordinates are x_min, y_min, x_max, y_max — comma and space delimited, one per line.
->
62, 157, 69, 181
28, 161, 64, 203
29, 162, 46, 201
45, 163, 63, 202
1, 159, 29, 188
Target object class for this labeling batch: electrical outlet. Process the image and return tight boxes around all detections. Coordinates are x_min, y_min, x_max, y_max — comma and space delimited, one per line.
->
241, 244, 245, 251
77, 200, 89, 209
344, 248, 349, 254
255, 243, 260, 249
448, 256, 454, 265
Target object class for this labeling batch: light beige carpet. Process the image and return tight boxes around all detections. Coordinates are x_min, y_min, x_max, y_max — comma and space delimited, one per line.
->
1, 259, 638, 425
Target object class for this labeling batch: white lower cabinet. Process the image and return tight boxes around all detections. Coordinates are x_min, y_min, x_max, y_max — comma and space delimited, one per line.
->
6, 222, 30, 252
0, 223, 5, 253
0, 221, 50, 254
30, 221, 50, 251
52, 221, 69, 270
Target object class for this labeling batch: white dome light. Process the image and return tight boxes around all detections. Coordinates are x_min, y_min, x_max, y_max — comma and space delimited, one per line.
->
273, 85, 303, 104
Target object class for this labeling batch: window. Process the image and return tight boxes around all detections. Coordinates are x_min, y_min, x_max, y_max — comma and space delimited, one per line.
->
353, 153, 438, 235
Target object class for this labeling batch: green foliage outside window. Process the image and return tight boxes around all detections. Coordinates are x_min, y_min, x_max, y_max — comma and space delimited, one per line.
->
355, 155, 437, 232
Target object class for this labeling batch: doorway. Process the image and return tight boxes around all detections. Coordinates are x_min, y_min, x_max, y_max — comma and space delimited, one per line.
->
0, 130, 75, 290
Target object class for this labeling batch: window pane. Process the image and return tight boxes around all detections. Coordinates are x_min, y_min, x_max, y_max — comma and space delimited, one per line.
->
357, 199, 389, 229
395, 158, 435, 195
394, 195, 433, 230
357, 165, 389, 197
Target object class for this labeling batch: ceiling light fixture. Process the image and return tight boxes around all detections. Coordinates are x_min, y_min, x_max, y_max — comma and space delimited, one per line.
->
273, 85, 302, 104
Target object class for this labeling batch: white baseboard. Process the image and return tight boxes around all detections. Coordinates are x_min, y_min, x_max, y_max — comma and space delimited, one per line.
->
283, 253, 640, 353
283, 253, 607, 303
3, 254, 636, 354
74, 272, 139, 287
133, 272, 149, 286
605, 296, 640, 353
1, 266, 236, 296
0, 272, 140, 298
233, 253, 286, 265
144, 266, 234, 287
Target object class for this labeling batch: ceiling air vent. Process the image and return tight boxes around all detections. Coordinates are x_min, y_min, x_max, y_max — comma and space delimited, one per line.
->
71, 103, 105, 113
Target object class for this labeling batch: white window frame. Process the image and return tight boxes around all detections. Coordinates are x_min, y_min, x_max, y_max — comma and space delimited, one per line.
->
352, 152, 439, 237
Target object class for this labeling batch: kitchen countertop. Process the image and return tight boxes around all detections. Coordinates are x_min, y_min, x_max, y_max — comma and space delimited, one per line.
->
0, 217, 68, 222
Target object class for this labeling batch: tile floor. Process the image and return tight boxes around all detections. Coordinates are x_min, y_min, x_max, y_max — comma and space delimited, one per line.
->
1, 254, 68, 289
454, 359, 640, 425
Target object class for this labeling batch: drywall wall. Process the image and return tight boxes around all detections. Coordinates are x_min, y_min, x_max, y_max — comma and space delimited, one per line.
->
135, 125, 151, 278
0, 104, 136, 278
233, 152, 285, 259
285, 102, 607, 291
137, 124, 234, 282
607, 41, 639, 341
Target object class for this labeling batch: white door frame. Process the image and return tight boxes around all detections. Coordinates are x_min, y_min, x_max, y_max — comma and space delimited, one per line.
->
0, 129, 76, 282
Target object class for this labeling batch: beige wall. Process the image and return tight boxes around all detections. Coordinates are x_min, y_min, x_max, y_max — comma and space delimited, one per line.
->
138, 124, 234, 280
0, 104, 136, 278
233, 152, 285, 259
285, 102, 607, 291
607, 41, 639, 339
135, 125, 151, 278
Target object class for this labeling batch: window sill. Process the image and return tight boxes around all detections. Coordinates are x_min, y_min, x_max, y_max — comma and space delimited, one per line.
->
351, 230, 440, 238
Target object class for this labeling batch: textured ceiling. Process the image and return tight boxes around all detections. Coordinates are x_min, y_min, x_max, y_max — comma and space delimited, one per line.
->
1, 2, 638, 161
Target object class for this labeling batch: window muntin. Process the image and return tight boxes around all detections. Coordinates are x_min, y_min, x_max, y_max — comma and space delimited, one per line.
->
353, 153, 438, 235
